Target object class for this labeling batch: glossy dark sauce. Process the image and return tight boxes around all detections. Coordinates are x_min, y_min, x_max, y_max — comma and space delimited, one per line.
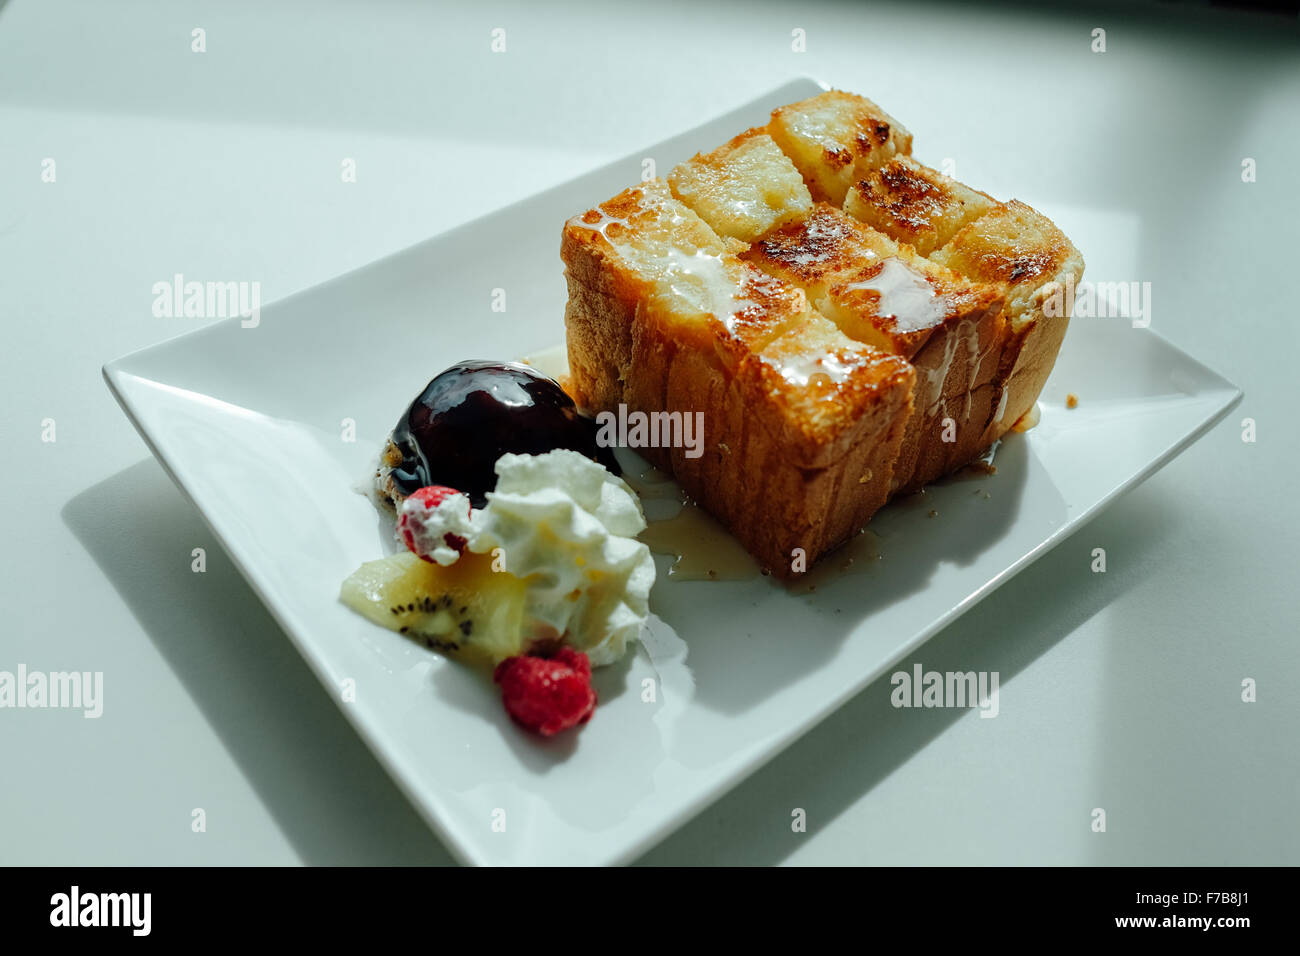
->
389, 360, 619, 508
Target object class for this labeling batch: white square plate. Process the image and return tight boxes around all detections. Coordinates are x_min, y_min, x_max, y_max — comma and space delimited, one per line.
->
104, 78, 1241, 865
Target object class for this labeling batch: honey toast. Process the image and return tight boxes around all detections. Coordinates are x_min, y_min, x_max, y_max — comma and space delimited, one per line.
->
562, 91, 1083, 576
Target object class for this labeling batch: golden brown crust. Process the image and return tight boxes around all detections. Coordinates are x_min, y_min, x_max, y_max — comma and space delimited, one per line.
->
564, 264, 912, 575
561, 184, 915, 576
741, 202, 899, 290
932, 200, 1082, 313
768, 91, 913, 205
932, 200, 1085, 448
738, 203, 1006, 492
563, 182, 915, 468
888, 300, 1006, 494
844, 156, 996, 256
666, 127, 812, 243
978, 292, 1073, 448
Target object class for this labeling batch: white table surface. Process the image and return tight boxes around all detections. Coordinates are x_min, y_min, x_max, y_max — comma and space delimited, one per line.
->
2, 0, 1297, 865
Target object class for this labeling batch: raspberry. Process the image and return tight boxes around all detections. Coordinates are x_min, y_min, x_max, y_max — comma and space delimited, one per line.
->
494, 647, 597, 736
398, 485, 470, 563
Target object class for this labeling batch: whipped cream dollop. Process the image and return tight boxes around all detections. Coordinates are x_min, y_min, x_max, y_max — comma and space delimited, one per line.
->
405, 449, 655, 666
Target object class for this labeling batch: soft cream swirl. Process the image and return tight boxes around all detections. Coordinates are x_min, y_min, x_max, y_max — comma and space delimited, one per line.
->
465, 450, 654, 666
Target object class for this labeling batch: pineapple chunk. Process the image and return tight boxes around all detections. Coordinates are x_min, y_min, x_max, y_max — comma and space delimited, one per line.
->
768, 91, 912, 205
668, 128, 812, 242
340, 550, 532, 667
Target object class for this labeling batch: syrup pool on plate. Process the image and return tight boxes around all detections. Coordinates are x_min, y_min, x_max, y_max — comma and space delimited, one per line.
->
639, 502, 761, 582
616, 453, 760, 581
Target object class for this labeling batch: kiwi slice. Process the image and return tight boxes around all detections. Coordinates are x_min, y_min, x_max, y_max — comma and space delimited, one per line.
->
340, 550, 531, 665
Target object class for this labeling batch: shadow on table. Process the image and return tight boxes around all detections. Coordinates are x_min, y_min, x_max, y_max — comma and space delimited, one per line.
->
63, 458, 457, 866
632, 482, 1180, 865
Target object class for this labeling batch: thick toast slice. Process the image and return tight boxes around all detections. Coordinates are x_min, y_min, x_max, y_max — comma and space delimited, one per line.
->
561, 91, 1083, 577
740, 204, 1005, 492
562, 180, 915, 576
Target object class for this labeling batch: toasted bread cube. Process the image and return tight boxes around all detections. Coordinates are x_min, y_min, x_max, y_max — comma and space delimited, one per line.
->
741, 203, 1006, 492
830, 258, 1003, 493
668, 128, 813, 243
768, 91, 912, 205
563, 180, 910, 465
562, 180, 753, 338
933, 200, 1085, 440
562, 180, 916, 573
932, 200, 1082, 327
748, 306, 914, 451
739, 202, 900, 301
844, 156, 996, 256
656, 326, 913, 573
741, 204, 1000, 364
